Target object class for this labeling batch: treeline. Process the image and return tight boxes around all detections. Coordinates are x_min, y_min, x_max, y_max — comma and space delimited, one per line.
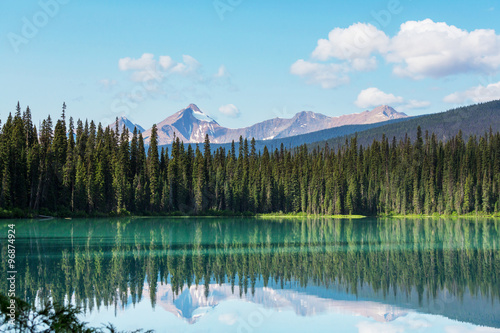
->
1, 102, 500, 216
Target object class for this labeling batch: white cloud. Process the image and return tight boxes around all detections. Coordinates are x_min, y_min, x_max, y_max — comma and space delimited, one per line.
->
355, 87, 430, 111
289, 23, 385, 88
387, 19, 500, 79
443, 81, 500, 104
118, 53, 161, 82
351, 57, 378, 71
290, 22, 390, 89
290, 59, 349, 89
218, 104, 240, 117
292, 19, 500, 87
158, 55, 174, 70
118, 53, 162, 82
118, 53, 156, 71
355, 87, 404, 108
312, 23, 389, 62
171, 55, 201, 75
118, 53, 206, 82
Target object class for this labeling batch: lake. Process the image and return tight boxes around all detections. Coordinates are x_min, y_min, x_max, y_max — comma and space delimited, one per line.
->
1, 217, 499, 332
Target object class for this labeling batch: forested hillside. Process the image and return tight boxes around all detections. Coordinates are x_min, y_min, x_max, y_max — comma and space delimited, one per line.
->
1, 102, 500, 217
311, 100, 500, 150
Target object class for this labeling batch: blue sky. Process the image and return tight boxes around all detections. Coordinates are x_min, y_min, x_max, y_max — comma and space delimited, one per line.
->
1, 0, 500, 129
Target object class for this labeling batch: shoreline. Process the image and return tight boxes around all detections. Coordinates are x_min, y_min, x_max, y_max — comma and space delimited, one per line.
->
2, 208, 500, 220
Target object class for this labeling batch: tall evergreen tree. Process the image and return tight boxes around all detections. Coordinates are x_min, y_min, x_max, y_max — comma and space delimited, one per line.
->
148, 124, 160, 210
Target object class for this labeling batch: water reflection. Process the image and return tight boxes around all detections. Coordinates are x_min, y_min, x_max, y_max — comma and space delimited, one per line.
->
0, 217, 499, 328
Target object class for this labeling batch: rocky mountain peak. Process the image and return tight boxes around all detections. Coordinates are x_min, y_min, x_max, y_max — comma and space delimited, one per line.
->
176, 104, 217, 124
186, 103, 201, 112
369, 105, 407, 119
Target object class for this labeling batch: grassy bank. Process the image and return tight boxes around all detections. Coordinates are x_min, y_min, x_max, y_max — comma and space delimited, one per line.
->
256, 212, 366, 219
2, 207, 500, 220
378, 212, 500, 218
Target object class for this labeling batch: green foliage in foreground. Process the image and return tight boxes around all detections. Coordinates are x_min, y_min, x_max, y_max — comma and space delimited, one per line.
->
2, 101, 500, 217
0, 293, 153, 333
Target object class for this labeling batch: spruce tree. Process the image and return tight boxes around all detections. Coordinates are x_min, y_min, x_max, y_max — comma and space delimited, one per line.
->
148, 124, 160, 211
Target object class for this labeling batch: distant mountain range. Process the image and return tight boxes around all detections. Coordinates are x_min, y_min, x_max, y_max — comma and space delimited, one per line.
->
109, 104, 408, 145
108, 100, 500, 150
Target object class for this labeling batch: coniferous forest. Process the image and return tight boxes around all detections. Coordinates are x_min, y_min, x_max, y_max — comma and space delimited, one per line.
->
1, 102, 500, 217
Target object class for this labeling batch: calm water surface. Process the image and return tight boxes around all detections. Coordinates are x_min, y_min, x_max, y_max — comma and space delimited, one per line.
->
1, 217, 499, 332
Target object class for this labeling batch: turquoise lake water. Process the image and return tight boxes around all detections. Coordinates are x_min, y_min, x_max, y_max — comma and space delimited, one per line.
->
1, 217, 499, 332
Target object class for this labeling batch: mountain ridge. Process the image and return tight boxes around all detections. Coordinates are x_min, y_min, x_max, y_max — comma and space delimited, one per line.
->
139, 103, 407, 145
307, 99, 500, 150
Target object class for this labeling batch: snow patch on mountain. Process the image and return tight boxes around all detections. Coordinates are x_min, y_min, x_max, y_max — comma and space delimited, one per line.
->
192, 109, 216, 123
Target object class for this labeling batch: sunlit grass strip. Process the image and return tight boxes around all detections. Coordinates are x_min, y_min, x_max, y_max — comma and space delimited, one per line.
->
256, 213, 366, 219
379, 212, 500, 219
